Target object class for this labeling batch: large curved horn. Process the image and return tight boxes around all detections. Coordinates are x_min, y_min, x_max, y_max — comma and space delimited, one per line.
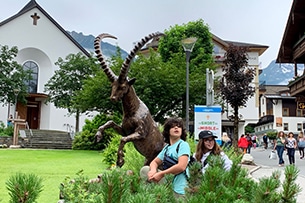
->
119, 32, 165, 82
94, 33, 118, 82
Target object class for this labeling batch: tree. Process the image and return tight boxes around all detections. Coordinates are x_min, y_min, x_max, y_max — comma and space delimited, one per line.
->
158, 19, 215, 72
219, 44, 255, 147
77, 20, 215, 124
44, 53, 99, 132
77, 48, 208, 124
158, 19, 216, 122
0, 45, 29, 108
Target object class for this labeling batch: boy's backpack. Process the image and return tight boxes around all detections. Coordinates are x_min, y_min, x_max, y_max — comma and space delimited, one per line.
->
189, 155, 197, 166
174, 142, 196, 166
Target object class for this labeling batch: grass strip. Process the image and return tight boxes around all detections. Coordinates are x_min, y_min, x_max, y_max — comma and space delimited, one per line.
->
0, 149, 105, 202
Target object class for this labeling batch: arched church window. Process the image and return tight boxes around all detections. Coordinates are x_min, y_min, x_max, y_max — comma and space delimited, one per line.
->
23, 61, 38, 93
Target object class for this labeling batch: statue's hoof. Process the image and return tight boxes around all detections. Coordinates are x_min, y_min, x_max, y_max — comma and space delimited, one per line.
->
116, 159, 125, 167
95, 133, 102, 143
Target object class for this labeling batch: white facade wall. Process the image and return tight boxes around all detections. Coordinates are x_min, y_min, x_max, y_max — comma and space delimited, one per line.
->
260, 96, 267, 116
254, 117, 305, 135
214, 64, 259, 136
273, 100, 282, 117
0, 6, 94, 132
255, 96, 305, 135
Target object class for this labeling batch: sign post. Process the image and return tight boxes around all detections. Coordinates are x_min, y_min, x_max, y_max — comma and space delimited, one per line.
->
194, 105, 222, 145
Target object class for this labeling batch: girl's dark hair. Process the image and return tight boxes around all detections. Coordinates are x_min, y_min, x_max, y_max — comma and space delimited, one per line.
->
195, 138, 221, 161
162, 117, 187, 144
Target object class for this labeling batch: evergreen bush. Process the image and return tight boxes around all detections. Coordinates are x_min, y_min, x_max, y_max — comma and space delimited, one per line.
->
59, 148, 301, 203
0, 121, 13, 137
6, 172, 43, 203
101, 134, 145, 172
100, 134, 121, 167
72, 113, 121, 150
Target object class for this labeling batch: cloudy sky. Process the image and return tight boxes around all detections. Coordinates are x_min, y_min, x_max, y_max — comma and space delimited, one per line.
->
0, 0, 293, 68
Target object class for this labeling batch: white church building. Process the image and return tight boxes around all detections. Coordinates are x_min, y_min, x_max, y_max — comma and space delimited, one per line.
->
0, 0, 92, 133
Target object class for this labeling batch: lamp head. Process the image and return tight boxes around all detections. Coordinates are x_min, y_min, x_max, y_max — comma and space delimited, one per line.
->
13, 89, 20, 96
181, 37, 197, 52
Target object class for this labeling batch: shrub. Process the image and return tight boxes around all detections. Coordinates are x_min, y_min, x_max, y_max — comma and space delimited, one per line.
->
59, 170, 102, 203
101, 134, 145, 171
59, 147, 301, 203
267, 131, 277, 140
6, 172, 43, 203
122, 142, 145, 173
3, 126, 14, 137
0, 121, 13, 137
72, 113, 121, 150
59, 168, 176, 203
101, 134, 121, 167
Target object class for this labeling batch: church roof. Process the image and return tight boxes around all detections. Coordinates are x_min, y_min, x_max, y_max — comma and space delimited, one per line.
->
0, 0, 90, 57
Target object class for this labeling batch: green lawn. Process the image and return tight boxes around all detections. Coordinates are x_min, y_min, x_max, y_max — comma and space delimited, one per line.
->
0, 149, 106, 202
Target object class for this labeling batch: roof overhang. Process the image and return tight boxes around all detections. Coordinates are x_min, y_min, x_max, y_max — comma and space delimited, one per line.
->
276, 0, 305, 63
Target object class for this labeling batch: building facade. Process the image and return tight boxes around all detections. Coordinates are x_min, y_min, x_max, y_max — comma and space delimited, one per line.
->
0, 0, 93, 133
255, 85, 305, 135
212, 34, 268, 137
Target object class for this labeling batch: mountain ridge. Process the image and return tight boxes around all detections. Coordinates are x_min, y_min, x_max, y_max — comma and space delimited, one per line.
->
68, 31, 128, 59
259, 60, 304, 85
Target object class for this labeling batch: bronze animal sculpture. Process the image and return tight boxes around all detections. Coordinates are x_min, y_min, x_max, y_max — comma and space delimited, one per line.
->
94, 32, 165, 167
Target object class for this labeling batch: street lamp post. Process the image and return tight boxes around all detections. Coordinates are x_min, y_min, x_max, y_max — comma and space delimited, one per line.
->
181, 37, 197, 132
13, 89, 20, 119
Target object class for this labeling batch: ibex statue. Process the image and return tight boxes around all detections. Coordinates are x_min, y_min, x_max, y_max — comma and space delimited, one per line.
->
94, 32, 165, 167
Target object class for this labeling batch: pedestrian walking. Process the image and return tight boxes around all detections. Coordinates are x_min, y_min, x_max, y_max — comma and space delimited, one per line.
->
246, 133, 252, 153
273, 131, 286, 166
238, 134, 248, 154
263, 133, 268, 149
251, 134, 257, 149
286, 132, 297, 165
298, 131, 305, 159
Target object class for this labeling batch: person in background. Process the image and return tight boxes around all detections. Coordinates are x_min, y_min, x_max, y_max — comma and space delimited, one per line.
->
246, 133, 252, 153
193, 130, 232, 174
273, 131, 286, 166
141, 117, 190, 198
285, 132, 297, 165
251, 134, 257, 149
221, 133, 232, 149
7, 114, 13, 127
298, 131, 305, 159
238, 134, 248, 154
263, 133, 268, 149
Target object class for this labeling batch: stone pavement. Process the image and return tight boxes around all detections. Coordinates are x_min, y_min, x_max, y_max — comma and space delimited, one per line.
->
242, 163, 305, 203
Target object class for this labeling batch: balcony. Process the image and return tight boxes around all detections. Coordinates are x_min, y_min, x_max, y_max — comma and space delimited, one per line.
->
288, 75, 305, 97
256, 115, 274, 126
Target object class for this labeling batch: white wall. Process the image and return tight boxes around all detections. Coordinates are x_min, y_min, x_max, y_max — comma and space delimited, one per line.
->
0, 7, 95, 132
255, 96, 305, 135
215, 64, 259, 135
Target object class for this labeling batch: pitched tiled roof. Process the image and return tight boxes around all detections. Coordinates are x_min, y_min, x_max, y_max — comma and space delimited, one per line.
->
212, 34, 268, 56
0, 0, 90, 57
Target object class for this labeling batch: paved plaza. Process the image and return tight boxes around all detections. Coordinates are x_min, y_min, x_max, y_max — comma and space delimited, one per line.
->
248, 146, 305, 203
